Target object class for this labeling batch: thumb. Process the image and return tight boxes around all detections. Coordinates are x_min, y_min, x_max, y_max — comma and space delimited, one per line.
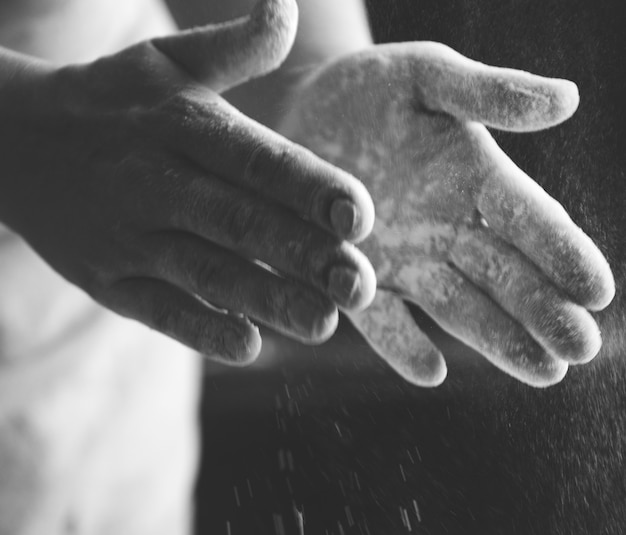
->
388, 41, 579, 132
151, 0, 298, 93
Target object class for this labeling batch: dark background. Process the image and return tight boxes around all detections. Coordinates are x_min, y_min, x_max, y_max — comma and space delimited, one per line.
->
166, 1, 626, 534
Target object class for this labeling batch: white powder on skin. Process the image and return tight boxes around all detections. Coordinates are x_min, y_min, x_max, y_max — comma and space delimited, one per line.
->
283, 42, 612, 386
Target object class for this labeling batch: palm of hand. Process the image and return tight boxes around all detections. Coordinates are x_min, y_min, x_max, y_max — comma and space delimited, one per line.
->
284, 42, 615, 387
315, 86, 480, 288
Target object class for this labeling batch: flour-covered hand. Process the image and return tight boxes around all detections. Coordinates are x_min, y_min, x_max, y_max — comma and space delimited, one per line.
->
282, 42, 615, 387
0, 0, 376, 366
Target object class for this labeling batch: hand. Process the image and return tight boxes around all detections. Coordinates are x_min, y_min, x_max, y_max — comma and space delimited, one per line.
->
282, 42, 615, 387
0, 0, 376, 365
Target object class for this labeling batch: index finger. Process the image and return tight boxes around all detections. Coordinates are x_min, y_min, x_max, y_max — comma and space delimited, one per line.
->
474, 125, 615, 310
160, 92, 375, 243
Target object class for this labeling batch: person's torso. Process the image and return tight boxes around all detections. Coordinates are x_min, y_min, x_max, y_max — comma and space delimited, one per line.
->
0, 3, 202, 533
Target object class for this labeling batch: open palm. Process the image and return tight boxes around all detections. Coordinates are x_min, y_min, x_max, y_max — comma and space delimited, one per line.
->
283, 42, 615, 387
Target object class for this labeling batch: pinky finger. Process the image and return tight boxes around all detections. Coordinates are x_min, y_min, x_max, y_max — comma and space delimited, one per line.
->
103, 277, 262, 366
344, 289, 447, 387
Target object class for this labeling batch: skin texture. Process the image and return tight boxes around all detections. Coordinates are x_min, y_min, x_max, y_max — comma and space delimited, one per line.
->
282, 42, 615, 387
0, 0, 378, 365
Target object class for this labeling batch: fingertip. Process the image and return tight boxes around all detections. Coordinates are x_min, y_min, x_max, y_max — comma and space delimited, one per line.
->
249, 0, 299, 70
572, 314, 603, 365
425, 359, 448, 387
583, 259, 616, 311
551, 78, 580, 123
401, 352, 448, 387
326, 168, 375, 243
514, 357, 569, 388
511, 76, 580, 130
345, 179, 376, 244
559, 232, 615, 311
290, 303, 339, 345
359, 253, 378, 310
345, 288, 446, 387
305, 316, 339, 344
540, 306, 603, 365
151, 0, 298, 91
569, 327, 602, 365
208, 320, 262, 366
337, 251, 377, 312
330, 199, 359, 239
519, 76, 580, 130
488, 74, 580, 132
578, 313, 604, 364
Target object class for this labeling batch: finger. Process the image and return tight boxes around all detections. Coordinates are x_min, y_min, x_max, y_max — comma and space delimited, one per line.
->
450, 225, 602, 364
379, 41, 579, 131
161, 160, 376, 311
162, 98, 375, 243
144, 231, 339, 344
402, 262, 568, 387
151, 0, 298, 92
102, 277, 262, 366
474, 126, 615, 310
345, 289, 447, 387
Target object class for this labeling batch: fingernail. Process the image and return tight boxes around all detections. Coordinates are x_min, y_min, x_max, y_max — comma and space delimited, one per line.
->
328, 266, 361, 307
330, 199, 359, 237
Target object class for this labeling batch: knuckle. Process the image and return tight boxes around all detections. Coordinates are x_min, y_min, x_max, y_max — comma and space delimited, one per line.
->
152, 87, 227, 143
245, 140, 292, 188
152, 91, 201, 134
